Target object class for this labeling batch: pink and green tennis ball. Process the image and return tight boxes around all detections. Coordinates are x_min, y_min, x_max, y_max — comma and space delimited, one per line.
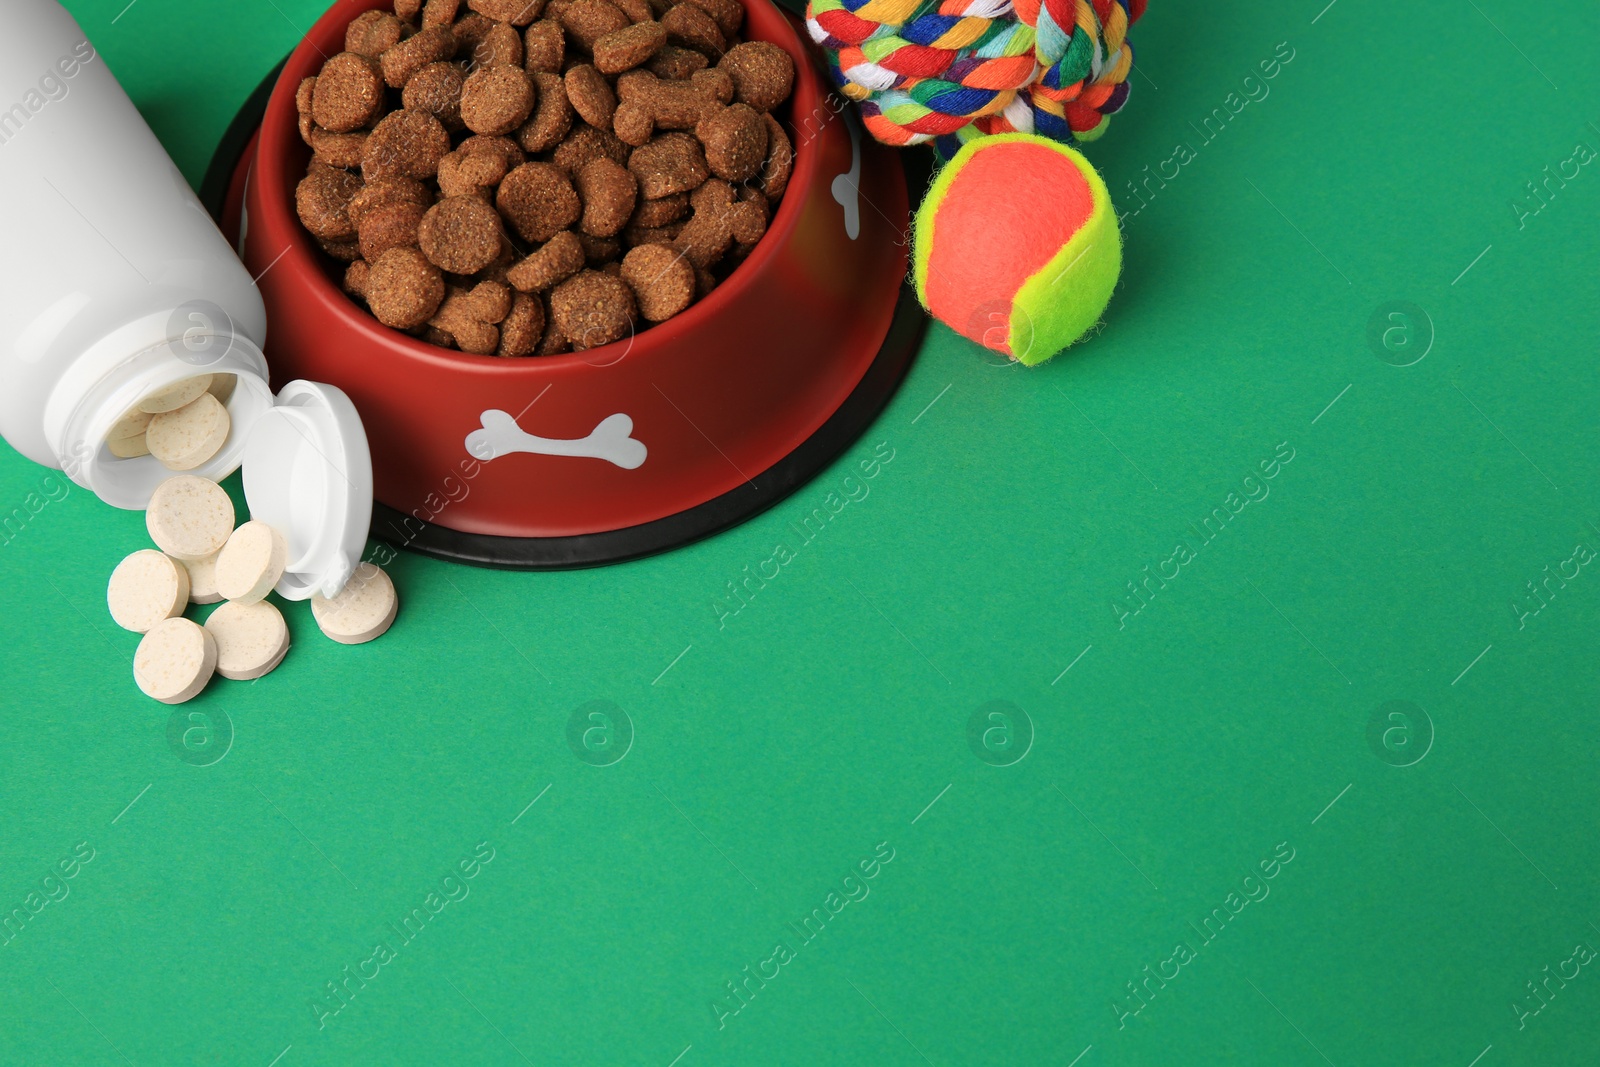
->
913, 134, 1122, 366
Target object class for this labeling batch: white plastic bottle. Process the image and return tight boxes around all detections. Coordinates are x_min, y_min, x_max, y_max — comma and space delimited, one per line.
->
0, 2, 372, 599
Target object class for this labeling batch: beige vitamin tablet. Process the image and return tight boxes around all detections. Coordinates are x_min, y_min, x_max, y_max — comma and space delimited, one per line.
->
183, 552, 223, 605
133, 617, 217, 704
214, 521, 289, 604
107, 406, 154, 458
207, 373, 238, 405
137, 374, 214, 414
146, 476, 235, 561
147, 392, 231, 471
106, 549, 191, 633
108, 431, 152, 459
312, 562, 398, 644
205, 599, 291, 681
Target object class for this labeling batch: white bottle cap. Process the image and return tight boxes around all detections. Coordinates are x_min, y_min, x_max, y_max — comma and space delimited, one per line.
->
240, 380, 373, 602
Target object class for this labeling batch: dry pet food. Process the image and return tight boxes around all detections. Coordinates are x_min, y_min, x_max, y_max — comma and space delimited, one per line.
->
292, 0, 795, 356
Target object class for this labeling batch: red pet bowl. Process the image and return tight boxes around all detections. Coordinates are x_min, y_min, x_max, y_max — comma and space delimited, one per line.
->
222, 0, 920, 568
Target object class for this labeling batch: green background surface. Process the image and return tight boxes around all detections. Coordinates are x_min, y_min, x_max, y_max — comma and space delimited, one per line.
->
3, 0, 1598, 1064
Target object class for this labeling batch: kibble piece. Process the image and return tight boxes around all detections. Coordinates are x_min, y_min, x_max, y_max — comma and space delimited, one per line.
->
719, 42, 795, 112
549, 269, 636, 349
628, 132, 709, 199
430, 281, 513, 354
214, 520, 288, 605
138, 375, 214, 415
296, 162, 365, 242
133, 617, 217, 704
533, 291, 566, 351
469, 0, 545, 24
624, 216, 685, 246
296, 75, 317, 126
205, 600, 291, 681
620, 243, 694, 321
452, 12, 495, 55
419, 196, 506, 274
613, 67, 732, 144
312, 53, 386, 133
363, 110, 451, 182
497, 293, 546, 355
402, 62, 467, 131
480, 21, 526, 67
631, 191, 687, 227
661, 2, 726, 58
348, 178, 434, 227
147, 393, 231, 471
367, 247, 447, 329
523, 19, 566, 73
312, 562, 399, 644
347, 10, 406, 56
423, 0, 463, 26
380, 26, 459, 89
460, 65, 536, 136
497, 162, 582, 242
309, 127, 370, 170
695, 265, 718, 298
551, 121, 630, 173
647, 45, 709, 80
562, 0, 631, 50
321, 238, 363, 262
396, 0, 423, 19
357, 199, 429, 263
737, 183, 770, 219
563, 64, 616, 130
107, 549, 191, 633
671, 176, 763, 268
697, 102, 767, 181
147, 476, 234, 562
612, 0, 652, 23
593, 20, 668, 74
506, 230, 586, 291
459, 134, 528, 170
574, 157, 637, 237
761, 112, 793, 199
577, 231, 622, 264
477, 237, 518, 284
684, 0, 742, 38
517, 72, 573, 152
344, 261, 371, 301
437, 142, 512, 198
184, 551, 223, 605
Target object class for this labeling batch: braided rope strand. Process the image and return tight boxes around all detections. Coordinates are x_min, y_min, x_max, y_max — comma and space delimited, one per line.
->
808, 0, 1143, 155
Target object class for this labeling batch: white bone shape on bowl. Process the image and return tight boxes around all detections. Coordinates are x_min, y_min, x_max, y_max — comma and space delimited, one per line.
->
465, 410, 647, 470
830, 109, 862, 241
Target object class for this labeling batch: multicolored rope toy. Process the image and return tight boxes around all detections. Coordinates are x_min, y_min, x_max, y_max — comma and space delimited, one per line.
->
807, 0, 1147, 363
